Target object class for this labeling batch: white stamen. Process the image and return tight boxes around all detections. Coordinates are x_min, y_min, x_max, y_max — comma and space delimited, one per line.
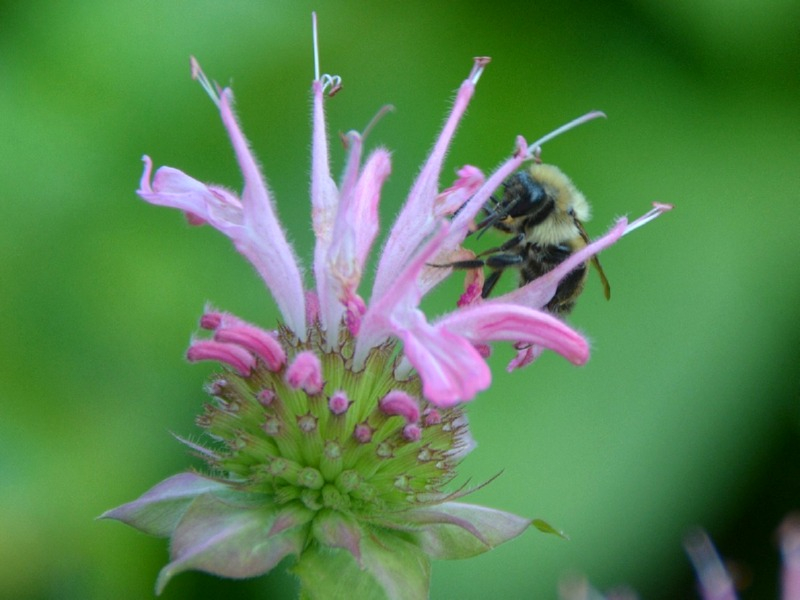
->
526, 110, 606, 156
321, 74, 342, 96
623, 202, 673, 236
190, 56, 221, 107
312, 12, 320, 82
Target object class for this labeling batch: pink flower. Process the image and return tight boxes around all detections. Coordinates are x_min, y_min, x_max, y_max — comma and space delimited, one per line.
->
137, 39, 669, 408
110, 13, 671, 597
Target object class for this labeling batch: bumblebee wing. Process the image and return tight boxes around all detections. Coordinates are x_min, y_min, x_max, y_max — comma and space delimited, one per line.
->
575, 219, 611, 300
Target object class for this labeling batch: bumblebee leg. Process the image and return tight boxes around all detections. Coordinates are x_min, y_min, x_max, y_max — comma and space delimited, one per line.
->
476, 233, 525, 257
475, 195, 522, 236
481, 253, 524, 298
428, 258, 486, 270
482, 270, 504, 297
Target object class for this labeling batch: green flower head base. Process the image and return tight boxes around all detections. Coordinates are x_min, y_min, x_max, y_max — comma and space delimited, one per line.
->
103, 14, 670, 598
103, 317, 537, 597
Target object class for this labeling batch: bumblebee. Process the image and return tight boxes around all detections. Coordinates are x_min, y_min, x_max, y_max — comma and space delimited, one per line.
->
449, 163, 610, 315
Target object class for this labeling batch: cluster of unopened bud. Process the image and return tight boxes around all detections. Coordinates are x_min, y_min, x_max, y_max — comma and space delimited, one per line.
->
187, 311, 473, 515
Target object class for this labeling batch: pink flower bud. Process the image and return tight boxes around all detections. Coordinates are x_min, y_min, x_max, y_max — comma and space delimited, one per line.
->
186, 340, 255, 377
403, 423, 421, 441
285, 351, 324, 395
353, 423, 373, 444
328, 391, 350, 415
215, 324, 286, 371
379, 390, 420, 424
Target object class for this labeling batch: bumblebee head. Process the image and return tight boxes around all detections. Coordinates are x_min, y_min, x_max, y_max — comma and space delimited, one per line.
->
501, 164, 591, 245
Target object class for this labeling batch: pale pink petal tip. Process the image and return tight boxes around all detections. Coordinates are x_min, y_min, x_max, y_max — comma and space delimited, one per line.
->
435, 165, 485, 218
379, 391, 420, 424
780, 515, 800, 600
186, 340, 255, 377
684, 529, 737, 600
285, 351, 324, 395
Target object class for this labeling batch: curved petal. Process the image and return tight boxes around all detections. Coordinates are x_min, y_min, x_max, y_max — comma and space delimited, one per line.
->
396, 312, 491, 407
217, 90, 307, 337
439, 303, 589, 365
372, 58, 489, 304
498, 217, 627, 309
138, 158, 244, 237
310, 79, 343, 342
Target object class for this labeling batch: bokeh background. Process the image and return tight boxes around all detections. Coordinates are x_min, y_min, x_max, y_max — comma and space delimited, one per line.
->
2, 0, 798, 598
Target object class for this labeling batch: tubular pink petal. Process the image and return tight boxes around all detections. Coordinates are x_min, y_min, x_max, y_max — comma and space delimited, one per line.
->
433, 165, 485, 218
285, 351, 324, 395
214, 325, 286, 371
623, 202, 674, 235
780, 516, 800, 600
498, 217, 627, 309
449, 136, 529, 239
137, 160, 244, 236
397, 317, 490, 407
439, 303, 589, 366
373, 58, 487, 304
379, 391, 420, 424
420, 137, 529, 297
327, 149, 391, 319
186, 340, 255, 377
349, 149, 390, 266
310, 79, 344, 344
356, 224, 451, 363
684, 530, 737, 600
344, 295, 367, 336
507, 344, 544, 372
217, 90, 306, 338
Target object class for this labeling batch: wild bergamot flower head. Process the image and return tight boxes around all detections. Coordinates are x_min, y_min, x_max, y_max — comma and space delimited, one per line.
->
102, 14, 670, 598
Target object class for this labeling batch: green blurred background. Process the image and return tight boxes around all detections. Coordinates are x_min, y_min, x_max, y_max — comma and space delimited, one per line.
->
2, 0, 798, 598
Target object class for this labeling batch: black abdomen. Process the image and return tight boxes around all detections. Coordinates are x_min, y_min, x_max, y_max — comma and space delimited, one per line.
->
519, 243, 587, 315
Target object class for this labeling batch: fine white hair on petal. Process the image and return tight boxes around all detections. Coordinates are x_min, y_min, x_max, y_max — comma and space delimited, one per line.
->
216, 91, 307, 338
310, 76, 344, 346
371, 58, 486, 306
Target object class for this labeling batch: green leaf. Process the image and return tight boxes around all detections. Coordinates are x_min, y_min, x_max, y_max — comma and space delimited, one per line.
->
531, 518, 569, 540
404, 502, 531, 559
294, 530, 431, 600
99, 472, 229, 537
156, 494, 308, 594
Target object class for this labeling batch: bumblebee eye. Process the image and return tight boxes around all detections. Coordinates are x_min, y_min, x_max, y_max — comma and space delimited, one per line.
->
504, 171, 547, 218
